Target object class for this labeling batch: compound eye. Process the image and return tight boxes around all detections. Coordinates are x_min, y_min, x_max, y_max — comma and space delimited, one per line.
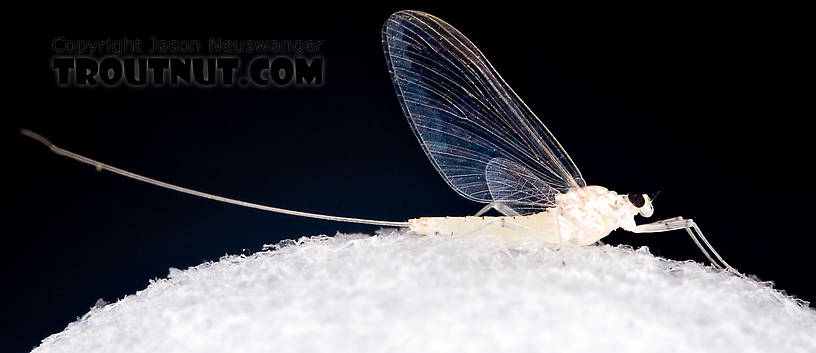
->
628, 193, 645, 208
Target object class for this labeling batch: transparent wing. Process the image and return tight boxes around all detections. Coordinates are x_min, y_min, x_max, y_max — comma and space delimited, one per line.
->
382, 10, 585, 213
485, 158, 558, 215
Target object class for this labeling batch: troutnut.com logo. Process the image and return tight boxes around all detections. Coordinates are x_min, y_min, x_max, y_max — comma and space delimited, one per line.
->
51, 37, 325, 88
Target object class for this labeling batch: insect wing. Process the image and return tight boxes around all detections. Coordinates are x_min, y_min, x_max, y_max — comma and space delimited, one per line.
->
382, 10, 585, 213
485, 158, 559, 215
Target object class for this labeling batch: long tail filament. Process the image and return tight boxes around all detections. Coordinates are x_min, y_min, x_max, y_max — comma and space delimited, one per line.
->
20, 129, 409, 228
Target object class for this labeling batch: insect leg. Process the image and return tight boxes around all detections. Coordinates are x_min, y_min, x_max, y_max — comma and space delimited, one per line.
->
629, 218, 741, 275
473, 202, 520, 217
554, 209, 566, 265
628, 217, 693, 233
554, 208, 564, 250
687, 222, 741, 275
629, 217, 721, 265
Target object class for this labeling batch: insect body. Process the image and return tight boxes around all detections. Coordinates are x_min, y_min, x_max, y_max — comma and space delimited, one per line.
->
22, 10, 738, 274
410, 186, 646, 246
381, 11, 731, 271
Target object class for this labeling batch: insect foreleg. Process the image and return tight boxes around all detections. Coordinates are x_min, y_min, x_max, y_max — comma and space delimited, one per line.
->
686, 223, 741, 275
629, 217, 741, 275
628, 217, 693, 233
628, 217, 721, 264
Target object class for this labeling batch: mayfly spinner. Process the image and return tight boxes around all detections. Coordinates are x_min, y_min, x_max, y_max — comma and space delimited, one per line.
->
22, 10, 739, 273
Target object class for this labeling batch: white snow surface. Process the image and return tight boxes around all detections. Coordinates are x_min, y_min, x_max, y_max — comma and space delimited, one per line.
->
33, 230, 816, 353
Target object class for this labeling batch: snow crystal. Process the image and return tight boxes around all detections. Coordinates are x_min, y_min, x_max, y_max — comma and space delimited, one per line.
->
32, 230, 816, 353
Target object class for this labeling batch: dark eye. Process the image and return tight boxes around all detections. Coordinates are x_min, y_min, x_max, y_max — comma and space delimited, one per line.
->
628, 193, 645, 208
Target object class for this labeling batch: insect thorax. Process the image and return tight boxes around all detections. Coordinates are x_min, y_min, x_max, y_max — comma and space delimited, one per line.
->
555, 186, 639, 245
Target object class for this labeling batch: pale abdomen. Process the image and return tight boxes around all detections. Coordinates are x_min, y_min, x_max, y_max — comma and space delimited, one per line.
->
408, 211, 567, 245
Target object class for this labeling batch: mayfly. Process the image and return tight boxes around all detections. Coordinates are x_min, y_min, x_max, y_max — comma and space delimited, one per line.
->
22, 10, 738, 273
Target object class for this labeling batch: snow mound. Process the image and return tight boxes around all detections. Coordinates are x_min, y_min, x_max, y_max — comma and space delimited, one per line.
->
33, 230, 816, 353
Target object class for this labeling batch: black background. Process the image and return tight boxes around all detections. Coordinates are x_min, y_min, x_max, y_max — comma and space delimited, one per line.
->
4, 3, 811, 352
